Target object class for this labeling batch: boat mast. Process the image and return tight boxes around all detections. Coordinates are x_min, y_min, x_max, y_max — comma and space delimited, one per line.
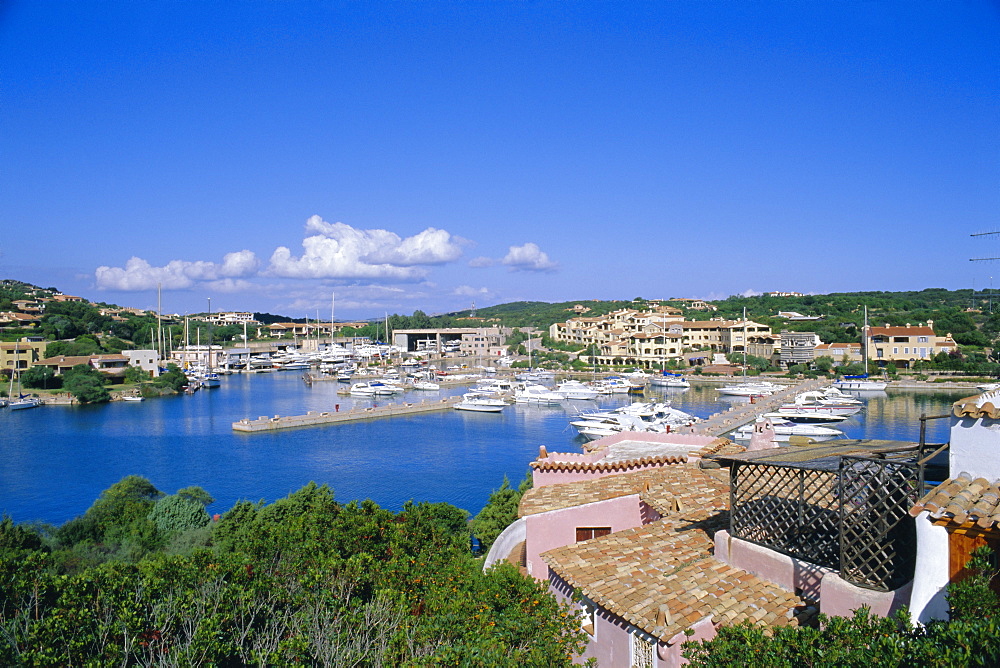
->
742, 306, 748, 379
207, 297, 212, 371
862, 305, 869, 374
156, 283, 162, 362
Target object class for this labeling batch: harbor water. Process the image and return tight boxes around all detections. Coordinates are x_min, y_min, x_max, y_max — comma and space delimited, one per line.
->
0, 373, 971, 526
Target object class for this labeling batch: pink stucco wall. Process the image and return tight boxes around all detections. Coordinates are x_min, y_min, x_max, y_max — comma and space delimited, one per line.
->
661, 616, 715, 667
719, 532, 832, 600
526, 495, 643, 579
820, 573, 912, 618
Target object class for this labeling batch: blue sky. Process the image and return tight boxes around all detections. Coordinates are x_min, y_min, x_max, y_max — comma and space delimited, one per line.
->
2, 1, 998, 320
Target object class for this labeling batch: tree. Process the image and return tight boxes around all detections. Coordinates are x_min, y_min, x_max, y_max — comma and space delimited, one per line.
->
148, 495, 211, 537
153, 364, 188, 393
470, 474, 532, 552
122, 365, 146, 384
62, 364, 111, 404
21, 365, 60, 390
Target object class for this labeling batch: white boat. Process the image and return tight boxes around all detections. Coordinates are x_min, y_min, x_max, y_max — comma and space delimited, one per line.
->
555, 380, 599, 400
122, 394, 145, 402
733, 418, 843, 442
779, 390, 862, 416
761, 411, 846, 424
412, 381, 440, 390
349, 381, 397, 396
454, 395, 505, 413
6, 346, 41, 410
592, 377, 631, 394
833, 376, 888, 391
650, 373, 690, 388
514, 384, 565, 405
979, 382, 1000, 393
717, 381, 785, 397
9, 396, 43, 410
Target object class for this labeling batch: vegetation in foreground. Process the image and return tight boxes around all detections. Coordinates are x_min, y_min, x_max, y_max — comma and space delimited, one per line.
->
0, 476, 586, 665
683, 547, 1000, 667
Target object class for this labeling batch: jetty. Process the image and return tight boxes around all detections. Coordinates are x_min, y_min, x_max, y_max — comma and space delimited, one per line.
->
232, 396, 463, 433
694, 378, 828, 438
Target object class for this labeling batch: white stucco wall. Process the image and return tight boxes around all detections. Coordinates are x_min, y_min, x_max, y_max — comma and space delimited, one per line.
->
909, 511, 951, 624
482, 517, 526, 571
950, 409, 1000, 481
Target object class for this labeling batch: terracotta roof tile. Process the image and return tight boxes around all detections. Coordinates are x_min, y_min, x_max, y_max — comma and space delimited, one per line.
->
953, 392, 1000, 420
542, 513, 812, 641
911, 473, 1000, 529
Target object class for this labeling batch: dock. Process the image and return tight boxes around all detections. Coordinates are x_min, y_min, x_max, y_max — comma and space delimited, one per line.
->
694, 378, 828, 438
232, 396, 463, 432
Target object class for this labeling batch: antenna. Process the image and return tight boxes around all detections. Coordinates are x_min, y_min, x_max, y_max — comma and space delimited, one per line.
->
470, 301, 477, 318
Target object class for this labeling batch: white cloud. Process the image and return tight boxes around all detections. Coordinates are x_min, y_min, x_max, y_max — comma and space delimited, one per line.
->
501, 242, 558, 272
468, 256, 497, 268
453, 285, 491, 297
220, 250, 261, 277
95, 251, 261, 291
740, 289, 763, 298
267, 216, 464, 280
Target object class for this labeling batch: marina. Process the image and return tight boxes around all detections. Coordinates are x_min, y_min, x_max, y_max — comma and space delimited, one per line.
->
0, 371, 974, 528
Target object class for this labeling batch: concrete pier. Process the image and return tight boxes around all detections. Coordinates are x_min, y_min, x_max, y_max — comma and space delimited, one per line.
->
232, 396, 463, 432
694, 378, 828, 438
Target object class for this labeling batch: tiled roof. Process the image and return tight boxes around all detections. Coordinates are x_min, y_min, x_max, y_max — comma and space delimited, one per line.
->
521, 464, 730, 518
910, 473, 1000, 529
520, 468, 674, 517
529, 454, 688, 475
543, 514, 811, 641
694, 439, 745, 459
952, 392, 1000, 419
869, 326, 934, 336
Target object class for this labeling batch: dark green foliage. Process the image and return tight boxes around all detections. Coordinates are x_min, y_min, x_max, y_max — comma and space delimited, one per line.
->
685, 546, 1000, 667
122, 364, 146, 384
948, 546, 1000, 621
62, 363, 111, 403
684, 606, 1000, 667
148, 495, 211, 537
2, 476, 587, 665
0, 515, 44, 557
152, 363, 187, 392
20, 365, 59, 390
470, 473, 532, 551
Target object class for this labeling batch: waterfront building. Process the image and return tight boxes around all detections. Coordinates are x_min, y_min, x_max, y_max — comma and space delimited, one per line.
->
779, 330, 821, 368
549, 309, 774, 369
867, 320, 956, 369
391, 327, 513, 356
123, 349, 160, 377
0, 338, 46, 371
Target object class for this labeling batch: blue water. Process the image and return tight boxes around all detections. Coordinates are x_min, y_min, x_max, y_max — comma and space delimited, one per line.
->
0, 374, 969, 526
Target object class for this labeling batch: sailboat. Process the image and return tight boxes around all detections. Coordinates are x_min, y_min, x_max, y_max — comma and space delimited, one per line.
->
833, 306, 888, 391
7, 343, 42, 410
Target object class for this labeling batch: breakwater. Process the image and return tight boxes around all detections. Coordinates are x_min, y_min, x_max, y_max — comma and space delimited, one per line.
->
232, 396, 463, 432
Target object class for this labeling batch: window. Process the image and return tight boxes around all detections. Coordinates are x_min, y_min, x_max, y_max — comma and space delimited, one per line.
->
579, 596, 597, 637
576, 527, 612, 542
893, 348, 898, 354
918, 336, 928, 343
630, 628, 655, 668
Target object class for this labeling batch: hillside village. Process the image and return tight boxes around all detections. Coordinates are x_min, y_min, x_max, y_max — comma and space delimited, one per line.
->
0, 280, 990, 392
